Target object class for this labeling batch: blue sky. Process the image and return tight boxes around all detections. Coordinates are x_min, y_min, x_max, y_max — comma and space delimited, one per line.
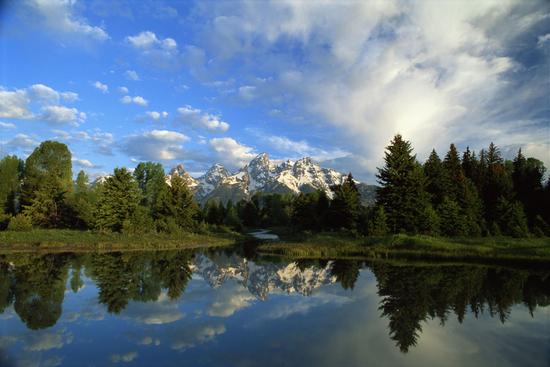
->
0, 0, 549, 182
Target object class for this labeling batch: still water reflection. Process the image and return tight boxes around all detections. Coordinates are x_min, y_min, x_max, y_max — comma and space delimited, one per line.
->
0, 249, 548, 366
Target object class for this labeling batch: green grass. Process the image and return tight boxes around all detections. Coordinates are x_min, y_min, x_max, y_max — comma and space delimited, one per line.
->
0, 229, 241, 253
258, 232, 550, 264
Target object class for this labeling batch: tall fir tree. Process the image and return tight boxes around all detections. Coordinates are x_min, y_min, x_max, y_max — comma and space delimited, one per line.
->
96, 168, 141, 232
328, 173, 361, 230
376, 134, 430, 233
423, 149, 447, 207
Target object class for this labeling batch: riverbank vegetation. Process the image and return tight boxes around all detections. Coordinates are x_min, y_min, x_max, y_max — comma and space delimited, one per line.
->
1, 135, 548, 257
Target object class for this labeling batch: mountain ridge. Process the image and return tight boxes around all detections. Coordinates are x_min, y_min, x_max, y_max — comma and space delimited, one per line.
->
168, 153, 377, 205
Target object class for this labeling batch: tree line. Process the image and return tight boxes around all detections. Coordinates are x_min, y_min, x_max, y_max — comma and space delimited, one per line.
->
1, 135, 549, 237
202, 134, 550, 238
0, 141, 200, 234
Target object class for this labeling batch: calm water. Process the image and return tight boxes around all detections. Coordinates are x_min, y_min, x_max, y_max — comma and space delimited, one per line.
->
0, 248, 549, 367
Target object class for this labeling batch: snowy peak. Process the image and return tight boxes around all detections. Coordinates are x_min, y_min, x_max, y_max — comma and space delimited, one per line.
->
167, 153, 376, 204
167, 164, 198, 188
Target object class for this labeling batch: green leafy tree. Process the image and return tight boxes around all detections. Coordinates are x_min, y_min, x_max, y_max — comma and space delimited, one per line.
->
67, 170, 97, 229
96, 168, 141, 232
21, 141, 73, 227
0, 155, 24, 216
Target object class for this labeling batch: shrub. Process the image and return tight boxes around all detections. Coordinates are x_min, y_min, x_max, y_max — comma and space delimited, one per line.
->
7, 214, 33, 231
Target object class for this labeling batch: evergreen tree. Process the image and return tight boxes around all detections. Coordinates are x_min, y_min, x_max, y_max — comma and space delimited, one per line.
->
496, 198, 529, 238
483, 143, 513, 225
461, 147, 478, 182
96, 168, 141, 232
369, 206, 388, 236
67, 170, 96, 229
437, 197, 466, 236
376, 135, 430, 233
442, 144, 464, 202
328, 173, 361, 230
223, 201, 243, 231
512, 149, 546, 223
423, 150, 447, 207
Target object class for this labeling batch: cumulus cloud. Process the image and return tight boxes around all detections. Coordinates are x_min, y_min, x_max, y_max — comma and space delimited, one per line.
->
146, 111, 168, 120
209, 137, 256, 168
25, 0, 109, 41
39, 105, 86, 125
123, 129, 189, 161
0, 84, 82, 125
121, 95, 148, 106
124, 70, 140, 81
4, 133, 38, 150
125, 31, 181, 69
177, 105, 230, 132
0, 87, 31, 119
93, 81, 109, 93
191, 0, 550, 178
118, 86, 129, 94
72, 158, 100, 169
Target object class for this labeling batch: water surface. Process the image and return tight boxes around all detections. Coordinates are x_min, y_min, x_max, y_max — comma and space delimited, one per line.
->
0, 249, 548, 366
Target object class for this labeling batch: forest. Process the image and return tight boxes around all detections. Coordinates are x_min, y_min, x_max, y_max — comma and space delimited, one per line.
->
0, 134, 549, 239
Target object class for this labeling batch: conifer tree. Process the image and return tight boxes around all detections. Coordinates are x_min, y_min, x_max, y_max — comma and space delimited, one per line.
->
376, 134, 429, 233
483, 143, 513, 225
328, 173, 361, 230
512, 149, 546, 223
423, 150, 447, 207
96, 168, 141, 232
0, 155, 23, 216
369, 206, 388, 236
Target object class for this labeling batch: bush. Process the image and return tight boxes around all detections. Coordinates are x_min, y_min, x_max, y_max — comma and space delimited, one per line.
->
7, 214, 33, 231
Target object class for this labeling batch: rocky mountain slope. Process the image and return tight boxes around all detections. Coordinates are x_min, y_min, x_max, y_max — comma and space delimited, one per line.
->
168, 153, 377, 205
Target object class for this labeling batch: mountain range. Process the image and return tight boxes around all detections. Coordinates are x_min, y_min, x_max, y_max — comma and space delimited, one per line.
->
167, 153, 377, 205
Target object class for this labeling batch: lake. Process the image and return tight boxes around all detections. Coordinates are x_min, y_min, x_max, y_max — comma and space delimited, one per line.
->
0, 247, 548, 367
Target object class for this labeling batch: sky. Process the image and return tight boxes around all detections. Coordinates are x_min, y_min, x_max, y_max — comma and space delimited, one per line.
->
0, 0, 549, 182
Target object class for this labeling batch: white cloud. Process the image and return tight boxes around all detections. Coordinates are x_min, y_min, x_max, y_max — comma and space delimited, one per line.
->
259, 134, 351, 162
72, 158, 99, 169
177, 105, 230, 132
60, 91, 79, 102
126, 31, 177, 51
209, 137, 256, 168
125, 31, 181, 69
537, 33, 550, 47
28, 83, 60, 102
125, 70, 140, 81
26, 0, 109, 41
39, 105, 86, 125
146, 111, 168, 120
238, 85, 256, 101
192, 0, 550, 177
5, 133, 38, 149
0, 87, 31, 119
0, 121, 16, 129
120, 95, 148, 106
118, 86, 129, 94
170, 323, 226, 351
123, 129, 189, 161
93, 81, 109, 93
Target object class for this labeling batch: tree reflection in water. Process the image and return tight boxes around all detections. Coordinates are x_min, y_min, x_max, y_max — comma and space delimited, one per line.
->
0, 251, 548, 354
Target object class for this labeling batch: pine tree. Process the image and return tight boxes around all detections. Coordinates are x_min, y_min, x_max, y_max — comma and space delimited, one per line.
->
423, 150, 447, 207
461, 147, 478, 182
496, 198, 529, 238
483, 143, 513, 225
96, 168, 141, 232
437, 197, 466, 236
369, 206, 388, 236
376, 134, 430, 233
512, 149, 546, 224
442, 144, 464, 202
328, 173, 361, 230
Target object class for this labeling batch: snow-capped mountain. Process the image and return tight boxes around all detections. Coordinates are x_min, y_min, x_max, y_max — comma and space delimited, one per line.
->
168, 153, 377, 204
190, 253, 337, 300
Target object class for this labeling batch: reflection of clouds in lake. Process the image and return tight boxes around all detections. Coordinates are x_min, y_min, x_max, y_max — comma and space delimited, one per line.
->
121, 291, 184, 325
137, 336, 161, 346
111, 351, 138, 363
24, 328, 74, 352
170, 322, 226, 351
207, 281, 256, 317
16, 354, 63, 367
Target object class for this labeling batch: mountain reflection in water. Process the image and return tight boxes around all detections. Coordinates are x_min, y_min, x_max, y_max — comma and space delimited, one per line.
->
0, 249, 548, 366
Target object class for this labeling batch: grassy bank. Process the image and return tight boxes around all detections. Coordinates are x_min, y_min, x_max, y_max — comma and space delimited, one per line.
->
0, 229, 241, 253
258, 232, 550, 264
